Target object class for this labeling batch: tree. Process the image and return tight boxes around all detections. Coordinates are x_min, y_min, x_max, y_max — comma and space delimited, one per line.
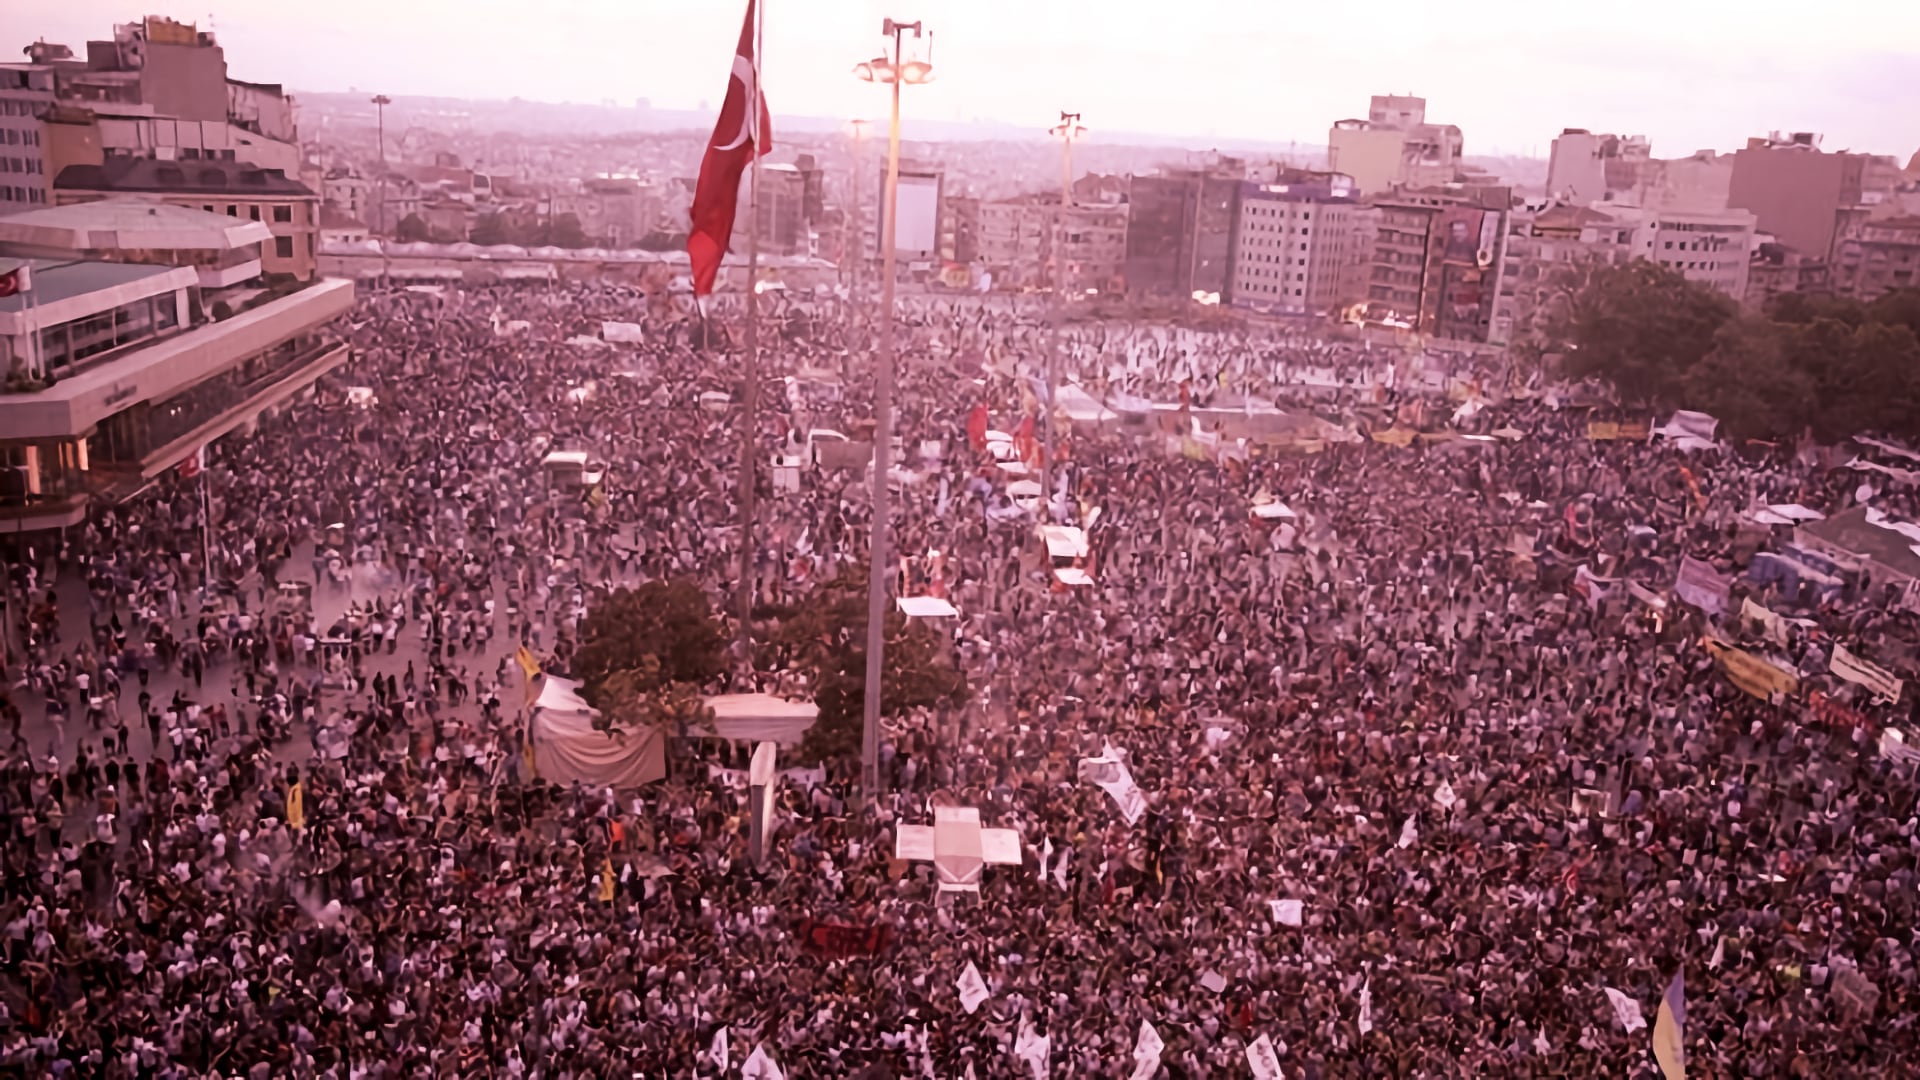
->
574, 580, 727, 732
1866, 288, 1920, 342
394, 213, 431, 243
1681, 316, 1814, 441
1784, 317, 1920, 441
469, 213, 510, 247
547, 213, 590, 250
766, 570, 970, 764
1765, 291, 1866, 328
1553, 261, 1738, 406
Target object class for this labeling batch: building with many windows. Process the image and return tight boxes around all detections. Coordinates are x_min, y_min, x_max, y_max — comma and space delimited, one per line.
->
0, 200, 351, 530
1226, 177, 1361, 316
1832, 216, 1920, 301
0, 64, 56, 210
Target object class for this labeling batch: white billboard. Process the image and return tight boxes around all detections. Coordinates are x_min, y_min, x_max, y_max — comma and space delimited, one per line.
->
880, 169, 942, 259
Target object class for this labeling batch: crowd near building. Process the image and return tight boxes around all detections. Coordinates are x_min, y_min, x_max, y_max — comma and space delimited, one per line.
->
5, 16, 1920, 1077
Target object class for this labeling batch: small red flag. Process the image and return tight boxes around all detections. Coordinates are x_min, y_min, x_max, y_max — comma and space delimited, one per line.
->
0, 266, 26, 299
687, 0, 772, 297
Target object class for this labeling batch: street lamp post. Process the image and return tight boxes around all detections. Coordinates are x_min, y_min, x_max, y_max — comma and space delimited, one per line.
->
1039, 111, 1085, 518
371, 94, 391, 236
853, 19, 933, 797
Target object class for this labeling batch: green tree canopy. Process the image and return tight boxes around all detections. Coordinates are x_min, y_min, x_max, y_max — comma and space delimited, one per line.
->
574, 579, 727, 730
765, 570, 970, 764
1553, 261, 1737, 406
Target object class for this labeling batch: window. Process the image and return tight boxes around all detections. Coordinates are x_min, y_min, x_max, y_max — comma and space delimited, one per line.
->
249, 205, 261, 221
274, 236, 294, 259
227, 205, 239, 217
273, 204, 292, 223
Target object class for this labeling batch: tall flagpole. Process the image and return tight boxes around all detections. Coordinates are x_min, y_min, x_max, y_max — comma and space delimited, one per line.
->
734, 0, 766, 671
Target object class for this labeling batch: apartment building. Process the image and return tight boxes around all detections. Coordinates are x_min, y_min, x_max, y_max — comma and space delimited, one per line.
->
0, 65, 56, 211
1328, 95, 1464, 196
1833, 216, 1920, 300
1227, 177, 1361, 316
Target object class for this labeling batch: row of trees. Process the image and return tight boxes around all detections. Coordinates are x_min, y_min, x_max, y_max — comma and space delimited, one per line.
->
572, 575, 968, 765
1553, 262, 1920, 442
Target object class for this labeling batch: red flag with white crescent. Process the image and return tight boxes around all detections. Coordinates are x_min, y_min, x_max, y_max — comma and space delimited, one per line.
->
687, 0, 772, 297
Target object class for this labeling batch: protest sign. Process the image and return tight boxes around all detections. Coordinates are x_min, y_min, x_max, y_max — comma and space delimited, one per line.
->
1702, 638, 1798, 701
1247, 1034, 1284, 1079
1675, 556, 1731, 616
957, 961, 990, 1015
1831, 643, 1903, 704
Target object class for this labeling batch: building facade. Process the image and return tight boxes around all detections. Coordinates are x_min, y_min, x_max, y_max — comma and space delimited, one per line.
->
1365, 186, 1511, 340
54, 158, 321, 280
1123, 168, 1242, 299
1226, 178, 1360, 316
1546, 130, 1650, 204
1328, 95, 1463, 196
0, 200, 351, 531
1833, 216, 1920, 301
0, 64, 56, 211
1727, 133, 1868, 262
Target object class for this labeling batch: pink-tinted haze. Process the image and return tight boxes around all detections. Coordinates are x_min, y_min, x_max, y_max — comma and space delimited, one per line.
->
23, 0, 1920, 156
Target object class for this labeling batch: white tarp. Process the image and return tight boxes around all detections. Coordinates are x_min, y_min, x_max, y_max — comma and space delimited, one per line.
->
1053, 567, 1096, 587
1079, 747, 1148, 824
701, 693, 818, 746
1039, 525, 1090, 560
529, 676, 667, 789
601, 320, 645, 344
1251, 500, 1296, 520
895, 805, 1022, 893
1655, 410, 1719, 443
898, 596, 959, 618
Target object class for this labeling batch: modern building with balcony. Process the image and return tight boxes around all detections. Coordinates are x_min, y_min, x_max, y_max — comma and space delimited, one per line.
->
0, 200, 352, 531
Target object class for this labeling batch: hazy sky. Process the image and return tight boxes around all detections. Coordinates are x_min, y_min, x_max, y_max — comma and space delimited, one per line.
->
28, 1, 1920, 158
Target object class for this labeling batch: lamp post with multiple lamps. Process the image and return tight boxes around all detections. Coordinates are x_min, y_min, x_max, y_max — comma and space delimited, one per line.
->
1040, 110, 1085, 511
853, 19, 933, 797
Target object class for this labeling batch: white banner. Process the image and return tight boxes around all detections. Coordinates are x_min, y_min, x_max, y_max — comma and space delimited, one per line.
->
1246, 1034, 1284, 1079
1130, 1018, 1164, 1080
1604, 987, 1647, 1033
1674, 556, 1731, 617
957, 961, 991, 1015
1832, 643, 1903, 704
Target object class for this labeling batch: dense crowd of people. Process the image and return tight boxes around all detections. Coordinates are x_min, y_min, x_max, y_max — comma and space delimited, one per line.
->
1, 279, 1917, 1077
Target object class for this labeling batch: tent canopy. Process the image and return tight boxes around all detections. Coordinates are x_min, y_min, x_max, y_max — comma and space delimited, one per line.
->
529, 676, 666, 789
702, 693, 819, 746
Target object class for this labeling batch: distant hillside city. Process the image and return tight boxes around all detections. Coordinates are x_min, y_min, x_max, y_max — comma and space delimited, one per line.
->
2, 16, 1918, 349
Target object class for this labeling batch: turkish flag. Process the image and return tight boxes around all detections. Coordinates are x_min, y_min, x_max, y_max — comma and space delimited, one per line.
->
0, 266, 25, 299
687, 0, 772, 297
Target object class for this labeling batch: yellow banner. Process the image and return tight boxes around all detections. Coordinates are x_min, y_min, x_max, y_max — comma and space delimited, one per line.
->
1587, 421, 1620, 441
599, 858, 617, 902
1371, 428, 1416, 448
1703, 638, 1798, 700
286, 781, 305, 831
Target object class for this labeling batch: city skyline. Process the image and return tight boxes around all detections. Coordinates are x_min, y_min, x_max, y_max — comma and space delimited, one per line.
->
22, 0, 1920, 160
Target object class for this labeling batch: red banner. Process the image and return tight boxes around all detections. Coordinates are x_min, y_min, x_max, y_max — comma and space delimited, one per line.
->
797, 918, 892, 957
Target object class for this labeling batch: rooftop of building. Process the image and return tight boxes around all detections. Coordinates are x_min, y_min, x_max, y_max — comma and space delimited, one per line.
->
54, 158, 315, 197
0, 257, 185, 312
0, 198, 273, 252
